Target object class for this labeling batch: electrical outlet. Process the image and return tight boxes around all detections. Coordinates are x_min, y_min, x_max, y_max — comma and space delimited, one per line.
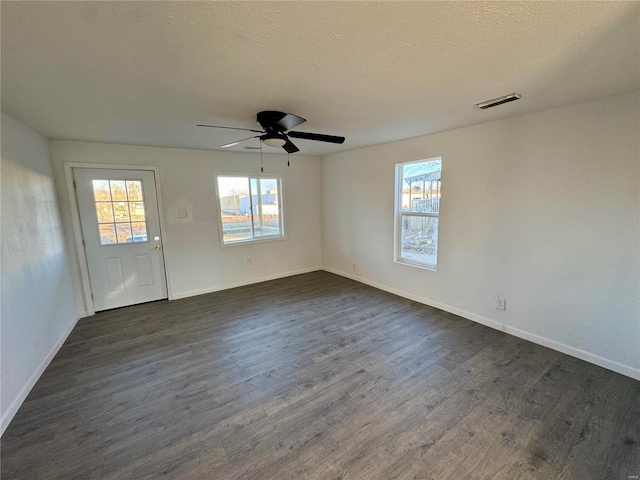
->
246, 257, 252, 266
352, 263, 356, 271
495, 296, 506, 311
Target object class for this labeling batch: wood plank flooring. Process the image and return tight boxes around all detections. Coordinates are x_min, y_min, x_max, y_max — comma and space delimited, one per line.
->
2, 271, 638, 479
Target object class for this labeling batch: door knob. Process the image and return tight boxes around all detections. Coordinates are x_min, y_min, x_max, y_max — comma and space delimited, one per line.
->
155, 244, 161, 250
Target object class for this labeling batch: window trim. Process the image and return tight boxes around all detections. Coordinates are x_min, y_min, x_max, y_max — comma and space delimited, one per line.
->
213, 172, 286, 247
393, 157, 442, 271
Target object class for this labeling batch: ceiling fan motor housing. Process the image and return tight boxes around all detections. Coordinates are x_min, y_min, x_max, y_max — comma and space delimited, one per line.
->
257, 111, 290, 132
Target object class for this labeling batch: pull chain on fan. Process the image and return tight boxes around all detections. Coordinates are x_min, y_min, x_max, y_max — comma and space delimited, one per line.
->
259, 142, 264, 173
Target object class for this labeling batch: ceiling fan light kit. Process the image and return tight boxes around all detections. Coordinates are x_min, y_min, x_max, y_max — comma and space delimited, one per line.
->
198, 111, 345, 154
262, 135, 287, 148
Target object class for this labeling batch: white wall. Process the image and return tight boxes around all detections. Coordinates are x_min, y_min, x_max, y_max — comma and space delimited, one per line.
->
1, 113, 79, 434
322, 91, 640, 379
49, 141, 322, 312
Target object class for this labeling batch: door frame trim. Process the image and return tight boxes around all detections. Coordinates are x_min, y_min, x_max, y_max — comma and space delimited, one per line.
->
63, 162, 172, 315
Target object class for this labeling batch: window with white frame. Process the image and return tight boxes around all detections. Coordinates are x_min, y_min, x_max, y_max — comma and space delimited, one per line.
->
394, 158, 442, 269
215, 174, 285, 245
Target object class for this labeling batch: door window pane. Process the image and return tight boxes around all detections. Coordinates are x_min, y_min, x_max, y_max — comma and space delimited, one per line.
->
95, 202, 114, 223
126, 181, 143, 200
113, 202, 130, 222
131, 222, 148, 241
99, 224, 117, 244
92, 180, 112, 201
129, 202, 146, 222
116, 223, 133, 243
110, 180, 128, 201
92, 178, 149, 245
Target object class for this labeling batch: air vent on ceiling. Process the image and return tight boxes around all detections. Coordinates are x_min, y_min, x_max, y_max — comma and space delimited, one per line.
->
475, 93, 521, 110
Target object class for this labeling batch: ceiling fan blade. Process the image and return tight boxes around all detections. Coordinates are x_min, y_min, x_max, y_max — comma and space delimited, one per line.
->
288, 131, 345, 144
221, 135, 261, 148
282, 138, 300, 154
197, 124, 263, 133
275, 113, 306, 132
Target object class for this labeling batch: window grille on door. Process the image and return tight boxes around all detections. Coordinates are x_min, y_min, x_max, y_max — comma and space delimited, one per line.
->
91, 180, 148, 244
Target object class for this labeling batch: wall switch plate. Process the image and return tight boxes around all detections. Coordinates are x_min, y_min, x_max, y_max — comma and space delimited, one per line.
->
495, 296, 507, 311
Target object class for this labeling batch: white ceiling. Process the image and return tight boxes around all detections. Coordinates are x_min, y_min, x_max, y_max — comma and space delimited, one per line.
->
2, 1, 639, 156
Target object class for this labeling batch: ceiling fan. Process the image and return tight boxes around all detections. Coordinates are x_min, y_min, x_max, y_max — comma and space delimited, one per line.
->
197, 111, 345, 153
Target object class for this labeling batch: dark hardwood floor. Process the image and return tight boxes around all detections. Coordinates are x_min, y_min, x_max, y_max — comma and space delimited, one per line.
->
2, 271, 638, 479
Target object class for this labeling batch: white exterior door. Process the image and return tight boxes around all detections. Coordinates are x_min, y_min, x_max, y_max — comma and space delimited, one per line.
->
74, 168, 167, 311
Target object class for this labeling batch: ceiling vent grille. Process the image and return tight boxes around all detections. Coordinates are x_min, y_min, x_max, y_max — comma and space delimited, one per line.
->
475, 93, 521, 109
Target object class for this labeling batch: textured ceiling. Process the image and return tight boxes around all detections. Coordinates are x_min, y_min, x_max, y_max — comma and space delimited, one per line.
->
2, 1, 639, 156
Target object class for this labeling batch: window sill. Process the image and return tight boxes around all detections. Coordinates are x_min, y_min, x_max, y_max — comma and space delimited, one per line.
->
220, 235, 287, 248
394, 258, 437, 272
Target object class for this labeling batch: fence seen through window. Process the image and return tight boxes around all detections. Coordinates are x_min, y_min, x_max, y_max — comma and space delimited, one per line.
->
395, 158, 442, 269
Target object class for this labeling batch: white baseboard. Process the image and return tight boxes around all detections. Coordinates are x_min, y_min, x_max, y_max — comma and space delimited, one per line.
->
171, 266, 323, 300
1, 313, 82, 437
323, 267, 640, 381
